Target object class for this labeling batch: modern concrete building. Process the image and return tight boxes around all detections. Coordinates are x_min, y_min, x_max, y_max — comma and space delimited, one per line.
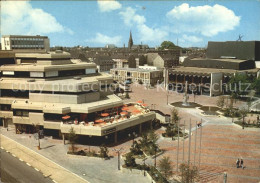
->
110, 67, 163, 86
166, 41, 260, 96
1, 35, 50, 51
0, 50, 155, 144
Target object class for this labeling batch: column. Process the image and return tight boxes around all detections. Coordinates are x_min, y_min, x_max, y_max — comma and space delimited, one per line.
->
139, 124, 142, 134
2, 118, 5, 128
114, 131, 118, 144
62, 133, 65, 145
15, 124, 17, 134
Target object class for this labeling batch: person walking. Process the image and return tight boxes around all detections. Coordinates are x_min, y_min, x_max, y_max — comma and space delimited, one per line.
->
241, 159, 244, 169
236, 158, 240, 168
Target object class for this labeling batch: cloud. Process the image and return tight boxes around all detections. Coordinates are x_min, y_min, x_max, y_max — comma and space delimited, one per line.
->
1, 1, 73, 35
167, 3, 240, 37
119, 7, 146, 26
181, 34, 203, 43
97, 0, 122, 12
138, 25, 168, 43
87, 33, 122, 45
119, 7, 168, 43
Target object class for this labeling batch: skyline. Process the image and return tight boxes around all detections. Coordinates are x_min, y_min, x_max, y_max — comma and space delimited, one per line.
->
1, 0, 260, 48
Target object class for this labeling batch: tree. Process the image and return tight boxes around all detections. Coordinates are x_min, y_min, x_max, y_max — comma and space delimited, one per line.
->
216, 96, 225, 109
159, 41, 178, 50
252, 78, 260, 95
239, 108, 248, 129
158, 156, 173, 179
228, 74, 250, 98
67, 127, 77, 154
99, 144, 109, 159
130, 141, 142, 155
165, 108, 180, 138
124, 153, 136, 168
179, 163, 199, 183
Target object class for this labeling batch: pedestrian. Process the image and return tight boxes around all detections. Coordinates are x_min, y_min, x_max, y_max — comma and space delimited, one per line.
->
241, 159, 244, 169
236, 158, 240, 168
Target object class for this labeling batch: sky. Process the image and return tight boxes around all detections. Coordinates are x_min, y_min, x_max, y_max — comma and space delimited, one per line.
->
1, 0, 260, 48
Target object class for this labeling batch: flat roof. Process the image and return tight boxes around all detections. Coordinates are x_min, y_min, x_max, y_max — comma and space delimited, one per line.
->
2, 35, 48, 38
191, 58, 247, 63
111, 67, 162, 72
0, 62, 97, 72
169, 66, 260, 75
12, 94, 123, 114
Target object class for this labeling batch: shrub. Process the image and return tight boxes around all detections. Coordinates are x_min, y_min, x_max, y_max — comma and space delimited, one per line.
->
124, 153, 136, 168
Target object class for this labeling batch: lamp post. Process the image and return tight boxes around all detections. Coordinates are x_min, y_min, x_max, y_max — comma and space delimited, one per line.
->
113, 148, 123, 170
154, 146, 159, 168
142, 157, 147, 176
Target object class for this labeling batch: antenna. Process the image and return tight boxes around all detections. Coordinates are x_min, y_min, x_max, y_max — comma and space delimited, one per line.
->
237, 34, 243, 41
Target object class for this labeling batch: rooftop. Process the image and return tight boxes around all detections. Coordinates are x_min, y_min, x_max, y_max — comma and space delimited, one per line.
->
111, 67, 162, 72
169, 66, 260, 75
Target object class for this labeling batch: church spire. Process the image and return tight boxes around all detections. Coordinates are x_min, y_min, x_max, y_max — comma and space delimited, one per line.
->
128, 30, 133, 50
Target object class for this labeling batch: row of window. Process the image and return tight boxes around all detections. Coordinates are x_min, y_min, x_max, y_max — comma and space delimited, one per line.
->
2, 69, 96, 78
10, 38, 45, 41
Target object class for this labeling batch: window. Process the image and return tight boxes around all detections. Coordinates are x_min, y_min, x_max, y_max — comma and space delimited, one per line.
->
14, 110, 29, 117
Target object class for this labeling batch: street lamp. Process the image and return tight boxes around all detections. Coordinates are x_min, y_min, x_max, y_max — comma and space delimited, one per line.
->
142, 157, 147, 176
154, 146, 159, 168
113, 147, 123, 170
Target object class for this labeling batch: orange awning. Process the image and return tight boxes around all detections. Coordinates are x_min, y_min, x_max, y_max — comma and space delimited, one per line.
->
120, 112, 128, 115
95, 119, 104, 123
101, 113, 109, 117
137, 100, 143, 103
62, 115, 70, 120
122, 107, 129, 111
142, 104, 148, 107
133, 110, 141, 113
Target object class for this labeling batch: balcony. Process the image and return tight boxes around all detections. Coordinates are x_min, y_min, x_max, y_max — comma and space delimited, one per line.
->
44, 121, 62, 130
0, 111, 13, 118
59, 103, 156, 136
13, 116, 30, 125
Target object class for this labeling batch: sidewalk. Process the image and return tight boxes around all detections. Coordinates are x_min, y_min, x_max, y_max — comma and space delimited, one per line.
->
1, 134, 89, 183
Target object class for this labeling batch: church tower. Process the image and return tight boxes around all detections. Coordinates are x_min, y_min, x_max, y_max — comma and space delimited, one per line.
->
128, 31, 133, 50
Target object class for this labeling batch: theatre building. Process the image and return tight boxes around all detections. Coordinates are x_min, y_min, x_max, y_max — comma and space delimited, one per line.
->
0, 50, 155, 145
166, 41, 260, 96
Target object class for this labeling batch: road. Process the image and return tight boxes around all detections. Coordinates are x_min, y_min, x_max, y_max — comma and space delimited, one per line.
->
0, 149, 53, 183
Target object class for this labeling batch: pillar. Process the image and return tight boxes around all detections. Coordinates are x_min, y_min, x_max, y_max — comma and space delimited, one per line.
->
139, 124, 142, 134
15, 124, 17, 134
62, 133, 65, 145
2, 118, 5, 128
114, 131, 118, 144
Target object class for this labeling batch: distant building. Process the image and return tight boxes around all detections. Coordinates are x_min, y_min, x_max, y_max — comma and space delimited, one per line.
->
93, 56, 114, 73
147, 51, 180, 69
1, 35, 50, 51
105, 44, 116, 49
110, 67, 163, 86
166, 41, 260, 96
128, 31, 133, 50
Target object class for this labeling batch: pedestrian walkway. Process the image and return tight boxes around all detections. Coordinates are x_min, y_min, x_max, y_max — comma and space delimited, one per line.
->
1, 134, 89, 183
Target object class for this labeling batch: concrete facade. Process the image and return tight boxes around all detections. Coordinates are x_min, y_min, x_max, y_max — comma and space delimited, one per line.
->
1, 35, 50, 51
0, 46, 155, 143
110, 68, 163, 86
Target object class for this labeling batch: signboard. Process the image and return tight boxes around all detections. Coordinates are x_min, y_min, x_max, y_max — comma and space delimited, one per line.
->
103, 127, 116, 135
